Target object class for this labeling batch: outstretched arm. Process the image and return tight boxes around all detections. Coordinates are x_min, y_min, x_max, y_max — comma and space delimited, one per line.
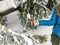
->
39, 6, 57, 26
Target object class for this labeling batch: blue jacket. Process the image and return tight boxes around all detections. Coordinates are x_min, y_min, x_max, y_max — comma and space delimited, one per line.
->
39, 6, 60, 37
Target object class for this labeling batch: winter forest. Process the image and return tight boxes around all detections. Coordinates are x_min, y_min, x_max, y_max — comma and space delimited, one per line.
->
0, 0, 59, 45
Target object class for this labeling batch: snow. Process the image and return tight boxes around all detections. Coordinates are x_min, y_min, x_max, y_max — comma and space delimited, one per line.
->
0, 0, 53, 45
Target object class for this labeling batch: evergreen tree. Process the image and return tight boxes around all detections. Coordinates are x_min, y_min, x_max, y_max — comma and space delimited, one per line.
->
18, 0, 52, 30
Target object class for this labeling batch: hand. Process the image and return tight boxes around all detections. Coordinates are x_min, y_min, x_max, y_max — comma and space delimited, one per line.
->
33, 20, 39, 26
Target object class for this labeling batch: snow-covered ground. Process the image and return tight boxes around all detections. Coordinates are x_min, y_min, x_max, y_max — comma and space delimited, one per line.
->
0, 0, 54, 45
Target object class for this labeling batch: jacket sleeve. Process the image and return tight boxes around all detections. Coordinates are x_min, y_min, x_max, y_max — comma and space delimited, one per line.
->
39, 7, 57, 26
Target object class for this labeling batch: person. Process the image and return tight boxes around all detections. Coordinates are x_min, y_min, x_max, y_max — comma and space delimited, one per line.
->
33, 0, 60, 45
